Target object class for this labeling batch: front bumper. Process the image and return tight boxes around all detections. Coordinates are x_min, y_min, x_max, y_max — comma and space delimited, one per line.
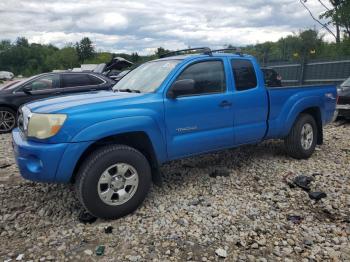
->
336, 104, 350, 118
12, 128, 91, 183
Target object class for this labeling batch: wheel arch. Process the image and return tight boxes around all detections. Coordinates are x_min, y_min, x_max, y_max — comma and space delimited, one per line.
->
70, 131, 160, 183
0, 104, 18, 113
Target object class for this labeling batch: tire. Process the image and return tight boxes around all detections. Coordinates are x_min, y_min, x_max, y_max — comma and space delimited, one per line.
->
284, 113, 318, 159
0, 107, 16, 134
75, 145, 152, 219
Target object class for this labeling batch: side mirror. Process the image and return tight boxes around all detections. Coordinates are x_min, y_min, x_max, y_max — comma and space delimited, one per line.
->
22, 85, 32, 94
168, 79, 195, 99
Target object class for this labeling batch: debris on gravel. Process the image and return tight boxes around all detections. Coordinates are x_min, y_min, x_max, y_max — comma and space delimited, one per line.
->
1, 122, 350, 261
293, 175, 314, 191
78, 210, 97, 224
209, 168, 230, 178
308, 191, 327, 201
287, 215, 304, 224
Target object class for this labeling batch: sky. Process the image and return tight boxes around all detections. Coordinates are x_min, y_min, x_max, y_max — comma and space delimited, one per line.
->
0, 0, 334, 55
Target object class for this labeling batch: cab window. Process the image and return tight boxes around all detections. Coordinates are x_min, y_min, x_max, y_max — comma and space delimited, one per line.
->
174, 60, 226, 96
231, 59, 257, 91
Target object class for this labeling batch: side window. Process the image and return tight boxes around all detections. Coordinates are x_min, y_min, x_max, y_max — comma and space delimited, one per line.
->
61, 74, 93, 88
25, 75, 59, 91
231, 59, 257, 91
175, 60, 226, 96
88, 75, 104, 85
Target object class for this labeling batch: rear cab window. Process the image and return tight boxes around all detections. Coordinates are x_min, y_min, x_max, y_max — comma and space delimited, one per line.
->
231, 59, 257, 91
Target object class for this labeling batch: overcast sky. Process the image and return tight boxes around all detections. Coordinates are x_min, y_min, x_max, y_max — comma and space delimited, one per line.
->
0, 0, 333, 55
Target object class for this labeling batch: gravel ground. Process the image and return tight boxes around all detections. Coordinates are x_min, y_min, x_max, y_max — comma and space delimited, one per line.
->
0, 123, 349, 261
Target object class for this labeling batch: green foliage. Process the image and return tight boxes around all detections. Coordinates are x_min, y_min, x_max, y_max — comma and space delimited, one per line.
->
0, 33, 349, 77
84, 52, 112, 64
75, 37, 95, 63
243, 29, 350, 64
321, 0, 350, 37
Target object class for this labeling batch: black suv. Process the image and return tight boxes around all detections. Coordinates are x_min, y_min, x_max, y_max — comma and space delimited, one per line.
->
0, 72, 115, 133
261, 68, 282, 87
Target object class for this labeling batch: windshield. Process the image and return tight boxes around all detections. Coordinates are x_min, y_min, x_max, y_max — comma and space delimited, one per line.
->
2, 76, 34, 90
113, 60, 181, 93
341, 77, 350, 88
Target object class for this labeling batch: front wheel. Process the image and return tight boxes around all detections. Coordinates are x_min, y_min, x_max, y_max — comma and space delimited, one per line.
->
0, 107, 16, 134
75, 145, 152, 219
284, 113, 318, 159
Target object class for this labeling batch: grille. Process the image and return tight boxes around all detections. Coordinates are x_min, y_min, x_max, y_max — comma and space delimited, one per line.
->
338, 96, 350, 105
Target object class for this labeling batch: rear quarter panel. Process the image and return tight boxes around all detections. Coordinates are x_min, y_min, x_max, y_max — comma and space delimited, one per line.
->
266, 85, 336, 139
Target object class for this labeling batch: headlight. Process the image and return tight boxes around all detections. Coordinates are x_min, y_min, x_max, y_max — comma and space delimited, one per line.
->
27, 113, 67, 139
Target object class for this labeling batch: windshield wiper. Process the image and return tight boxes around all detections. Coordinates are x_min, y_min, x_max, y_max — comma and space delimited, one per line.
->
117, 88, 141, 93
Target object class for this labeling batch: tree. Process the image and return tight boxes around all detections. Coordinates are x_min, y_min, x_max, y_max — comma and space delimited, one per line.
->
130, 52, 140, 63
155, 47, 170, 58
321, 0, 350, 38
75, 37, 95, 62
300, 0, 350, 42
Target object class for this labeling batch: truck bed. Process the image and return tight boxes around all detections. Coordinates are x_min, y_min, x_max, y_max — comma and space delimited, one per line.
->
265, 84, 337, 140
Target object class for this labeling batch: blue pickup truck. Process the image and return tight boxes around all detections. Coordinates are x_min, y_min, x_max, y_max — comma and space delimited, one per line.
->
12, 48, 336, 219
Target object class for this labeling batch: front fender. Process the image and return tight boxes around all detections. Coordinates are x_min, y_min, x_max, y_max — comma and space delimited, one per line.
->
71, 116, 167, 163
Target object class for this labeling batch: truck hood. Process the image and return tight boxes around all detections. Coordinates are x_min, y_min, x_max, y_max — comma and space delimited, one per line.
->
26, 91, 143, 114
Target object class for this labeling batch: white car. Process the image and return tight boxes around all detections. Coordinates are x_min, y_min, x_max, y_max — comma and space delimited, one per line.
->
0, 71, 14, 80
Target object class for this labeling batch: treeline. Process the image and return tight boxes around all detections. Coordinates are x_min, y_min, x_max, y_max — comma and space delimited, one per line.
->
241, 29, 350, 65
0, 29, 350, 76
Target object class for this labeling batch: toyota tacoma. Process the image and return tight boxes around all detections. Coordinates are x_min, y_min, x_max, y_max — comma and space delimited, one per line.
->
12, 48, 337, 219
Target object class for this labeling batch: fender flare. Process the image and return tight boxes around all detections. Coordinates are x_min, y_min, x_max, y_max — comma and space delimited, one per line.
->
71, 116, 167, 163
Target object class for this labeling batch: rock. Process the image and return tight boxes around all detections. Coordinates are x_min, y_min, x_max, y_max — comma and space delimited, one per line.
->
16, 254, 24, 261
128, 255, 141, 262
287, 215, 303, 224
215, 248, 227, 258
303, 239, 313, 246
251, 243, 259, 249
257, 238, 266, 246
38, 208, 45, 217
84, 250, 93, 256
308, 191, 327, 201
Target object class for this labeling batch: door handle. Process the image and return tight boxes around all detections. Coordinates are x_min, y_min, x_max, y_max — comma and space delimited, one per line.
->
219, 100, 232, 107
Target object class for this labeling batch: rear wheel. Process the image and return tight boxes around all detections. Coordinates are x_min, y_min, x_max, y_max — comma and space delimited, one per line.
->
0, 107, 16, 134
284, 113, 318, 159
75, 145, 152, 219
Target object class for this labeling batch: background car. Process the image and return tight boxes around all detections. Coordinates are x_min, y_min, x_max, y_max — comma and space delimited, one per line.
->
0, 72, 115, 133
261, 67, 282, 87
336, 76, 350, 119
94, 57, 133, 79
109, 70, 130, 82
0, 71, 14, 80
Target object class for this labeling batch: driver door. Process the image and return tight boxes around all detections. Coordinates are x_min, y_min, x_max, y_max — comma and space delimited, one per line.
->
164, 59, 234, 159
13, 74, 60, 106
